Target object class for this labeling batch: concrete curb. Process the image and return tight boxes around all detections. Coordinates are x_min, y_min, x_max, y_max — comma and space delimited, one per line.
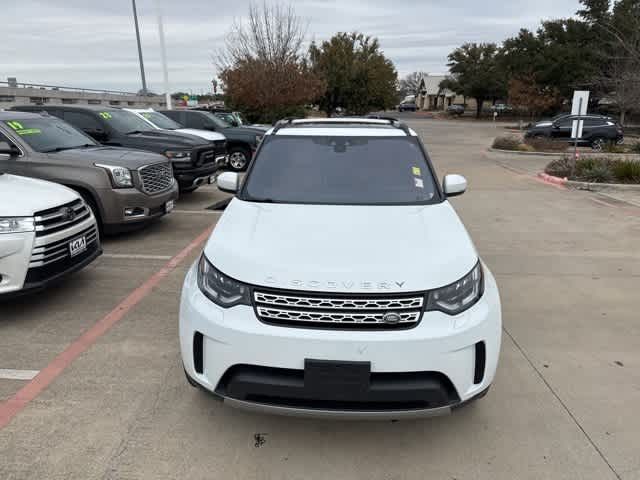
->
487, 148, 563, 157
537, 172, 640, 192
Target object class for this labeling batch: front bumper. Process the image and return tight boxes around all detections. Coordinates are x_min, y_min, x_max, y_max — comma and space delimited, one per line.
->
179, 262, 502, 418
173, 157, 226, 188
0, 214, 100, 297
98, 183, 179, 234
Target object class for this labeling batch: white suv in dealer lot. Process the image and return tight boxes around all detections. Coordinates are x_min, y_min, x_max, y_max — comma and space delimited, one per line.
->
180, 118, 502, 418
0, 172, 100, 297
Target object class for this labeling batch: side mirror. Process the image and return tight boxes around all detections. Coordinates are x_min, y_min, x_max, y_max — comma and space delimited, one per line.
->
0, 141, 19, 157
217, 171, 239, 193
83, 128, 107, 141
443, 174, 467, 197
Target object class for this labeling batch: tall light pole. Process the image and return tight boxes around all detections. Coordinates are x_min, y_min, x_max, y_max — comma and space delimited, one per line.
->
131, 0, 147, 95
155, 0, 172, 109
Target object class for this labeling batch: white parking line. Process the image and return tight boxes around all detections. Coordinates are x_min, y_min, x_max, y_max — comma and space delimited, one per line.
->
0, 369, 39, 381
102, 254, 173, 260
172, 209, 221, 215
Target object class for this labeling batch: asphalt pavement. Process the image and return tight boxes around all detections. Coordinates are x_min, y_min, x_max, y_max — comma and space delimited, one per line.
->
1, 116, 639, 480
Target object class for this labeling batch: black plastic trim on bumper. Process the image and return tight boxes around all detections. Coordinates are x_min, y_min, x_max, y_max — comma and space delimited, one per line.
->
1, 245, 102, 299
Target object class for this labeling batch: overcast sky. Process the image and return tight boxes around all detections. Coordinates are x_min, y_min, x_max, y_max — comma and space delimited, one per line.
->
1, 0, 581, 94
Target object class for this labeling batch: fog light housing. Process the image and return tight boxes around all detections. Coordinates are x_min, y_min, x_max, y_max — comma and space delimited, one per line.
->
124, 207, 146, 218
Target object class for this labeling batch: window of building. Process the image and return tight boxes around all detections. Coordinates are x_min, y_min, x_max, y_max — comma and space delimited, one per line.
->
109, 100, 121, 106
29, 97, 49, 104
127, 101, 136, 106
88, 99, 102, 105
62, 98, 78, 104
0, 95, 15, 102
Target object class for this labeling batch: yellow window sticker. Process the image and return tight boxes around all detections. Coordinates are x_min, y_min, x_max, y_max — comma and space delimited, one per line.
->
5, 121, 40, 135
142, 113, 151, 119
99, 112, 113, 119
16, 128, 41, 135
412, 166, 421, 176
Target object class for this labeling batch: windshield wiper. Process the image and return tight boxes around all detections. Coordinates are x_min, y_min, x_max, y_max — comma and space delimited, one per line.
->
43, 144, 95, 152
246, 196, 276, 203
125, 130, 145, 135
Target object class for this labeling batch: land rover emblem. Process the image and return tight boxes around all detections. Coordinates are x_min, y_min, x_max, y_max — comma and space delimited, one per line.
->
382, 312, 401, 324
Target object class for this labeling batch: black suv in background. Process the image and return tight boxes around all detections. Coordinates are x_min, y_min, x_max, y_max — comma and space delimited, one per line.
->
11, 106, 226, 191
159, 109, 264, 171
525, 114, 624, 151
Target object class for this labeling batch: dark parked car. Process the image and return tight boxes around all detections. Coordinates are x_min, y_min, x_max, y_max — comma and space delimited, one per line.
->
447, 104, 465, 115
397, 101, 417, 112
0, 111, 178, 234
11, 105, 226, 192
525, 114, 624, 151
160, 109, 264, 171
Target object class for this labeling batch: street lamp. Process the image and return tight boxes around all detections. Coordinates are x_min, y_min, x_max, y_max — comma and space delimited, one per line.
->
131, 0, 147, 95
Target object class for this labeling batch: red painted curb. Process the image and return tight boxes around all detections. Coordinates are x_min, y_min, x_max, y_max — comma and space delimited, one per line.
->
537, 172, 568, 187
0, 226, 213, 430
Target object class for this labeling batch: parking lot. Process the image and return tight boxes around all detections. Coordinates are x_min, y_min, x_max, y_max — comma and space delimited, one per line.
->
1, 117, 639, 480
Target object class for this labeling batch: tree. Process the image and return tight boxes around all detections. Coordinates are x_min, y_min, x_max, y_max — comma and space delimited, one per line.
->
508, 76, 561, 119
216, 3, 324, 123
446, 43, 505, 118
398, 71, 424, 99
309, 33, 398, 115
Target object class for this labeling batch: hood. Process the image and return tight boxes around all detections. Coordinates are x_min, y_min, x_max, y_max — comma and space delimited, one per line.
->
125, 129, 209, 147
46, 146, 169, 168
222, 126, 266, 137
174, 128, 226, 142
204, 199, 478, 293
0, 174, 78, 216
534, 121, 553, 127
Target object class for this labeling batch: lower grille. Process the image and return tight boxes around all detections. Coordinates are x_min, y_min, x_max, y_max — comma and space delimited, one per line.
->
253, 289, 425, 330
139, 162, 174, 195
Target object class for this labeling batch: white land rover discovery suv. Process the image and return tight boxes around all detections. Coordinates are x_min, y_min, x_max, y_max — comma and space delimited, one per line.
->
180, 118, 501, 419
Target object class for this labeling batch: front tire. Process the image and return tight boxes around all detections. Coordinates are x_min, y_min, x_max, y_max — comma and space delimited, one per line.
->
228, 147, 251, 172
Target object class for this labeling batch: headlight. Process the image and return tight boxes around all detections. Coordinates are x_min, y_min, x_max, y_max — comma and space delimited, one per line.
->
255, 135, 263, 145
0, 217, 35, 234
197, 254, 251, 308
426, 262, 483, 315
164, 150, 192, 161
95, 163, 133, 188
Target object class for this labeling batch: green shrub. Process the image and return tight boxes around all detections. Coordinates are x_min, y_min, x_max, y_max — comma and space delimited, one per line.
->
544, 156, 573, 178
574, 157, 599, 177
492, 136, 522, 151
580, 163, 614, 183
603, 143, 627, 154
612, 160, 640, 183
517, 143, 535, 152
630, 142, 640, 154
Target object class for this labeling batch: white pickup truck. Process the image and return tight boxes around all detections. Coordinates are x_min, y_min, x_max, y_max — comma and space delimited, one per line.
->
0, 172, 101, 297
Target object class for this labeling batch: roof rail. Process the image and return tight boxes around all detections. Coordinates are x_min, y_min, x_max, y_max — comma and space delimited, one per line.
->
272, 117, 296, 133
365, 115, 411, 136
271, 116, 412, 136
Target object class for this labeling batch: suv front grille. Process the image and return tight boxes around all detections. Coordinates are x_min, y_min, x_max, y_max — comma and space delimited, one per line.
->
30, 225, 98, 268
34, 199, 91, 237
253, 289, 425, 330
139, 162, 174, 195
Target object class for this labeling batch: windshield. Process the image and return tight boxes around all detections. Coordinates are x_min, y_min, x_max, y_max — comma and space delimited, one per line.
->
99, 110, 154, 133
202, 112, 231, 128
242, 136, 439, 205
3, 117, 97, 152
139, 111, 182, 130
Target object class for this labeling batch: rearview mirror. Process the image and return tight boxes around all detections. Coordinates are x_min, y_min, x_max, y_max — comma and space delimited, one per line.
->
443, 174, 467, 197
217, 171, 239, 193
0, 141, 19, 157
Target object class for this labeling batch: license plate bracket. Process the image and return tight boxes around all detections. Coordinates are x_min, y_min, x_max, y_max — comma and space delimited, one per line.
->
68, 236, 87, 258
304, 359, 371, 400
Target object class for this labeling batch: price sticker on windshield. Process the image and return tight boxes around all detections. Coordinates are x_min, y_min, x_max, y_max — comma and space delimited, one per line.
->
412, 166, 421, 176
99, 112, 113, 119
5, 121, 41, 136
